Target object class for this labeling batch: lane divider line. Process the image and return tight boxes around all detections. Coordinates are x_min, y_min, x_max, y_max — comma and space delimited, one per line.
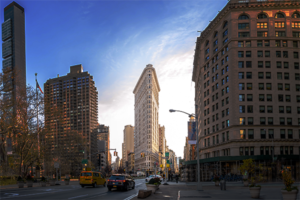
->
68, 194, 88, 199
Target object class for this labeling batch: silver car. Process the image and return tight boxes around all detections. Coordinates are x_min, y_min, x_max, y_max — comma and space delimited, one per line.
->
145, 175, 163, 182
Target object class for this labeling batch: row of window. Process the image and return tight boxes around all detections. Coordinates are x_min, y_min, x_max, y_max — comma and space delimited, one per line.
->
238, 40, 299, 48
239, 146, 296, 156
204, 131, 229, 147
238, 12, 300, 20
238, 31, 300, 38
238, 51, 299, 59
239, 129, 300, 140
238, 22, 300, 30
238, 72, 300, 81
238, 83, 300, 92
240, 117, 299, 126
238, 93, 300, 103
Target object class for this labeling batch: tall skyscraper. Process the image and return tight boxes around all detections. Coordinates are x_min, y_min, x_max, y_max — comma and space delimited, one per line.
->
133, 64, 160, 173
122, 125, 134, 167
44, 64, 98, 171
158, 125, 166, 168
192, 0, 300, 180
2, 1, 26, 110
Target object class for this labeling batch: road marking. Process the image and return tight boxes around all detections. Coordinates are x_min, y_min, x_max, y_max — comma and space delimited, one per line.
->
124, 192, 138, 200
0, 188, 75, 199
135, 183, 142, 186
68, 194, 89, 199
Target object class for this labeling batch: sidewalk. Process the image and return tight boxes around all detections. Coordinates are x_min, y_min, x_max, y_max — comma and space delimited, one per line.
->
132, 182, 300, 200
0, 181, 80, 190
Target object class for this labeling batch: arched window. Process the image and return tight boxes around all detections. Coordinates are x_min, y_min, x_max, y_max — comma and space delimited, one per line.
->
275, 13, 285, 18
223, 21, 228, 28
205, 40, 209, 46
292, 12, 300, 18
238, 14, 249, 20
257, 13, 268, 19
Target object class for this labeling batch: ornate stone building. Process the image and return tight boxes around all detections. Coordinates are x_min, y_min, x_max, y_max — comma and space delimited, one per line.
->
191, 0, 300, 181
133, 64, 160, 173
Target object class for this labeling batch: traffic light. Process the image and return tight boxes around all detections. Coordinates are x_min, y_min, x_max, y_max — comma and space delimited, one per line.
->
98, 154, 101, 170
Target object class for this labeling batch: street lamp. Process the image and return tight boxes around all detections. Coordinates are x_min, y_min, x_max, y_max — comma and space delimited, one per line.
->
169, 108, 202, 191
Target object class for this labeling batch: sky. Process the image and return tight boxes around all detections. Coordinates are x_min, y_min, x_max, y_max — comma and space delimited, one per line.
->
0, 0, 228, 162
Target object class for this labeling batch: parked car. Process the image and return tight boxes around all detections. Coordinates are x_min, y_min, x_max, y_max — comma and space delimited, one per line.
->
145, 175, 163, 182
107, 174, 135, 191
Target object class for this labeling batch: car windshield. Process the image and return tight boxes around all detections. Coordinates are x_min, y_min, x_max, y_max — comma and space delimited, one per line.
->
109, 175, 125, 180
81, 172, 92, 176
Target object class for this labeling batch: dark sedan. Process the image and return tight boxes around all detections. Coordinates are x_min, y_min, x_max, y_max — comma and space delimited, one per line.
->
107, 174, 135, 191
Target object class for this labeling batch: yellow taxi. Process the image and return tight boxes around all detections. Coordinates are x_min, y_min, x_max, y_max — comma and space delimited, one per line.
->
80, 171, 106, 188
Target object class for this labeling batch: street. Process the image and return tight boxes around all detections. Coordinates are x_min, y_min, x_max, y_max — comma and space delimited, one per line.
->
0, 179, 146, 200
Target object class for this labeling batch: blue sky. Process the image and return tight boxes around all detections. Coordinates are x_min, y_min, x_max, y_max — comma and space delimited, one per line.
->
1, 0, 228, 162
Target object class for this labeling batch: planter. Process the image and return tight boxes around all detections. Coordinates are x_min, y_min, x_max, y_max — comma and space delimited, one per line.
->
281, 189, 298, 200
249, 186, 261, 199
65, 180, 70, 185
41, 182, 46, 187
215, 181, 220, 186
27, 181, 33, 187
50, 180, 56, 186
18, 182, 24, 188
244, 180, 249, 187
146, 184, 159, 194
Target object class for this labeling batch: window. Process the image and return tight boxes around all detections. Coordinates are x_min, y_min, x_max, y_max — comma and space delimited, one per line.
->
223, 38, 228, 45
238, 41, 244, 47
239, 32, 250, 37
247, 83, 252, 90
292, 22, 300, 28
265, 51, 270, 57
286, 106, 291, 113
288, 130, 293, 139
283, 51, 288, 58
246, 72, 252, 79
239, 94, 245, 101
266, 72, 271, 79
275, 13, 285, 18
267, 94, 272, 101
223, 29, 228, 37
275, 40, 281, 47
277, 61, 282, 68
264, 40, 270, 47
279, 117, 285, 125
257, 40, 263, 47
268, 129, 274, 138
297, 95, 300, 102
213, 39, 218, 47
246, 51, 251, 57
293, 32, 300, 37
259, 94, 264, 101
247, 94, 252, 101
259, 83, 264, 90
214, 31, 218, 38
246, 61, 252, 68
276, 51, 281, 57
248, 117, 253, 125
279, 106, 284, 113
260, 117, 266, 125
296, 74, 300, 80
238, 51, 244, 57
226, 86, 229, 93
268, 117, 273, 125
247, 105, 253, 113
223, 21, 228, 28
257, 31, 268, 37
257, 51, 263, 57
294, 52, 299, 58
257, 22, 267, 29
239, 105, 245, 113
292, 12, 300, 18
240, 117, 245, 125
248, 129, 254, 139
280, 129, 286, 139
240, 147, 243, 156
239, 72, 244, 79
238, 23, 249, 29
293, 41, 299, 47
261, 129, 266, 139
283, 40, 287, 47
238, 61, 244, 68
226, 97, 229, 104
267, 106, 273, 113
240, 129, 245, 139
277, 72, 282, 79
285, 84, 290, 91
275, 22, 285, 28
245, 147, 249, 156
275, 31, 285, 37
239, 83, 244, 90
239, 15, 249, 20
295, 63, 299, 69
278, 83, 283, 90
258, 72, 264, 79
284, 73, 289, 80
257, 13, 267, 19
259, 105, 265, 113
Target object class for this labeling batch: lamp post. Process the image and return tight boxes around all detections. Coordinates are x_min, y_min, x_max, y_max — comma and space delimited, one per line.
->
169, 108, 202, 191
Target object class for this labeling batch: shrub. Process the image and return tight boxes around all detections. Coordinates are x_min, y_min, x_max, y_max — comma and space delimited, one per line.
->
26, 175, 33, 181
148, 177, 161, 185
282, 170, 296, 191
17, 176, 24, 182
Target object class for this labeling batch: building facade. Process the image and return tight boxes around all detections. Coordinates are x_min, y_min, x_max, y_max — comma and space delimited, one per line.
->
133, 64, 161, 173
95, 124, 111, 166
159, 125, 166, 168
191, 0, 300, 181
2, 1, 26, 113
122, 125, 134, 168
128, 152, 135, 174
44, 65, 99, 172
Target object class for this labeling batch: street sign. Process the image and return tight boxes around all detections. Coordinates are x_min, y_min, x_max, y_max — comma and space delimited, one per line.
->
81, 159, 88, 164
54, 162, 59, 168
165, 152, 169, 157
167, 160, 170, 164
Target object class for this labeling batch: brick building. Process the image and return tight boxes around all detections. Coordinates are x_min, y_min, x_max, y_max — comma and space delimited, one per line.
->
191, 0, 300, 181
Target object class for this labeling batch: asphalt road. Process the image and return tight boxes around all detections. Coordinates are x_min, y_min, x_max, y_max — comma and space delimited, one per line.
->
0, 179, 147, 200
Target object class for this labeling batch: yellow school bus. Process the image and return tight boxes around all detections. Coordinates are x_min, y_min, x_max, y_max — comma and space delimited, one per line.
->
80, 171, 106, 188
